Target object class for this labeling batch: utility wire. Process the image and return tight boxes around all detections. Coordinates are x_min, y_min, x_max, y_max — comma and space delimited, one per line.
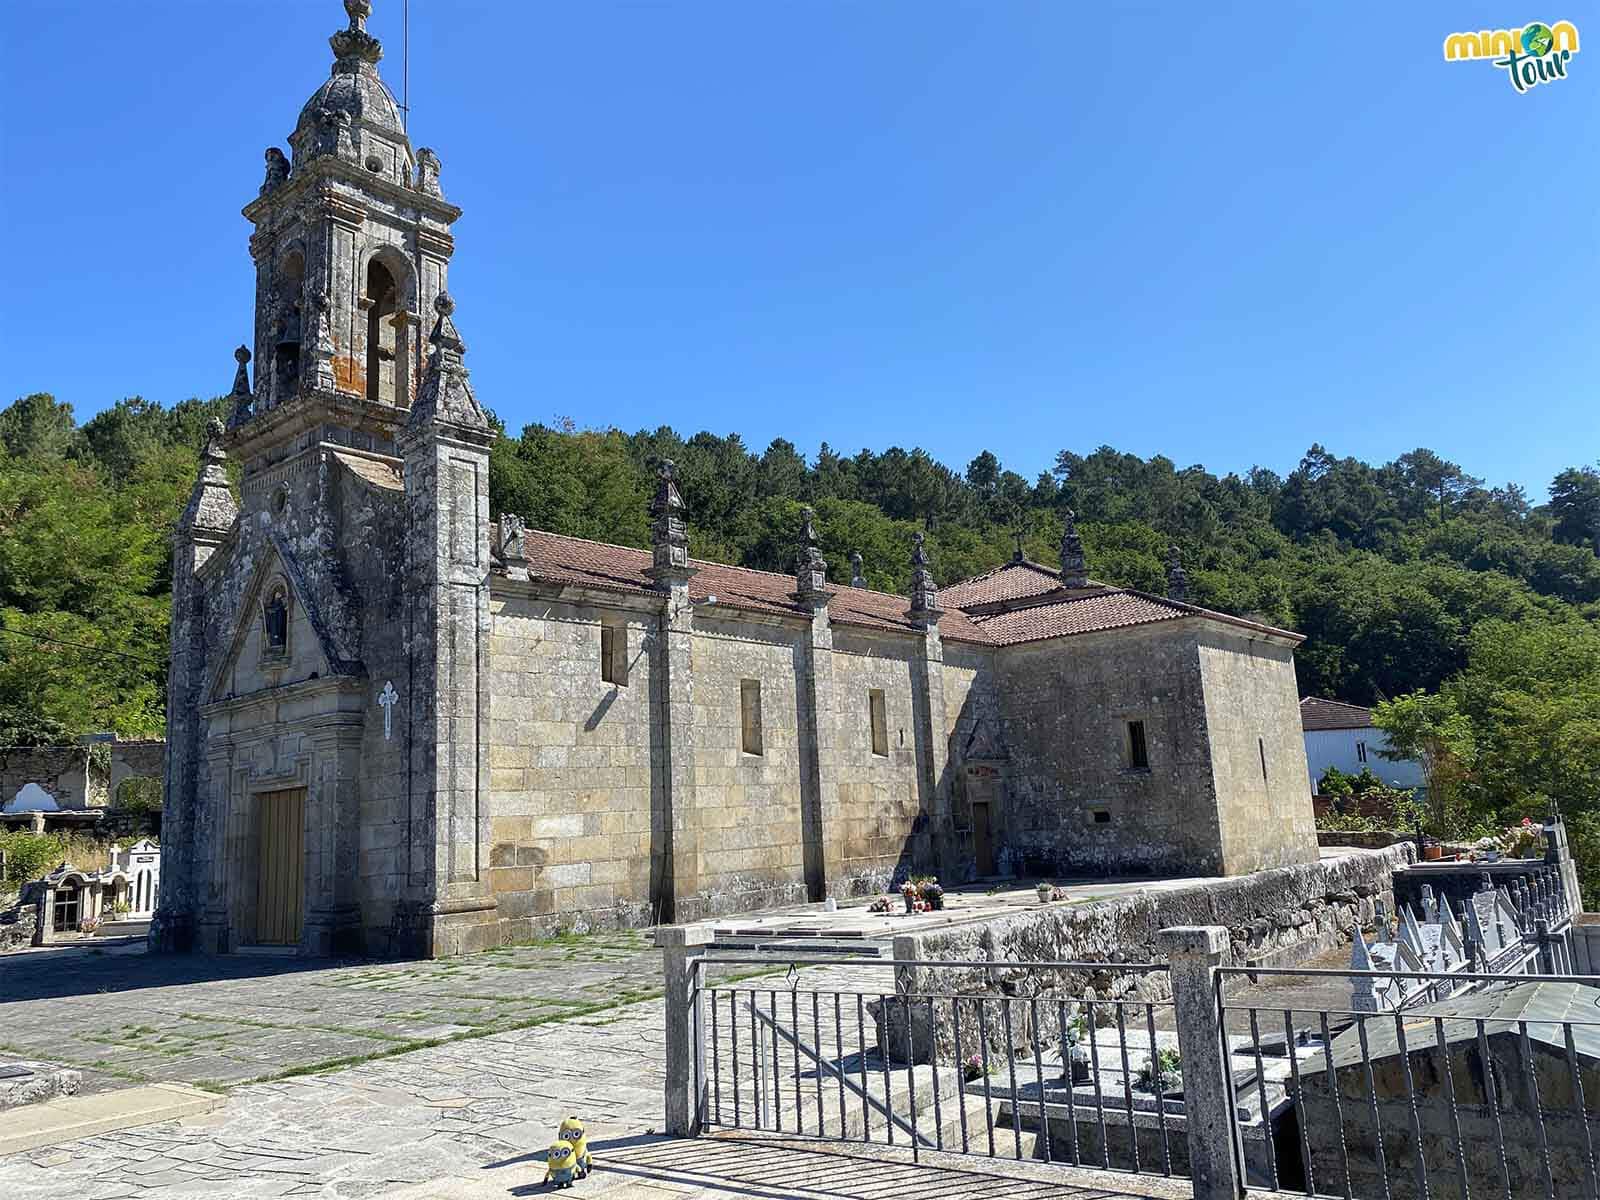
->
0, 625, 164, 666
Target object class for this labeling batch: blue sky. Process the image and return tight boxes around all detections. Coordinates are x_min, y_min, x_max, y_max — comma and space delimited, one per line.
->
1, 2, 1593, 496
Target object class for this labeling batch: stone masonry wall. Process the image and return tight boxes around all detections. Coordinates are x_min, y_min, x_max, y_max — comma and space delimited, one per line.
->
488, 593, 661, 938
881, 845, 1412, 1062
0, 748, 98, 810
687, 619, 811, 916
995, 622, 1225, 876
1198, 627, 1319, 874
830, 630, 927, 895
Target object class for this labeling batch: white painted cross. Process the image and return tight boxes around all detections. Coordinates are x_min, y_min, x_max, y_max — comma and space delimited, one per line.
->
378, 681, 399, 741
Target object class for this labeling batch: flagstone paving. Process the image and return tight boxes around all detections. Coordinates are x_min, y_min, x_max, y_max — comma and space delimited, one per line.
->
0, 931, 666, 1094
0, 963, 874, 1199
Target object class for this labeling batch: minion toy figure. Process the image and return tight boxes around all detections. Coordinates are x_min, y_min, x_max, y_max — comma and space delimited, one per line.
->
558, 1117, 592, 1178
543, 1138, 578, 1189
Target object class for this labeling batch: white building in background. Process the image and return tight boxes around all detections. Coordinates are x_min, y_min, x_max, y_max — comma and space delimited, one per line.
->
1300, 697, 1424, 793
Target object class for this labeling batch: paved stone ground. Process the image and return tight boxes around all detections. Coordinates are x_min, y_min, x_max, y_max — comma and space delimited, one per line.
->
0, 956, 1189, 1199
0, 931, 666, 1094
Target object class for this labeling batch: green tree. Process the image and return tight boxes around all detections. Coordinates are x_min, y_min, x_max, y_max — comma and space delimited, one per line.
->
1371, 691, 1478, 838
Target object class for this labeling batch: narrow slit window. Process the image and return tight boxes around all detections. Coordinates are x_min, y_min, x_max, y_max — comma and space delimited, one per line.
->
1356, 740, 1367, 764
1259, 737, 1269, 783
600, 624, 628, 686
1126, 720, 1149, 771
869, 689, 888, 757
740, 679, 763, 756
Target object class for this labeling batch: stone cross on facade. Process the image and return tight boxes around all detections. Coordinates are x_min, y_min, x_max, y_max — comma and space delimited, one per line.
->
849, 551, 866, 589
378, 681, 398, 741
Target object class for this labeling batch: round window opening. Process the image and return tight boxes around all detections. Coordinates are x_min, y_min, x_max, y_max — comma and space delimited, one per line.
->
364, 155, 383, 174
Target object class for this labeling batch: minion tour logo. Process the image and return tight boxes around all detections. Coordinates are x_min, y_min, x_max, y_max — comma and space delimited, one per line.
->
1443, 20, 1580, 92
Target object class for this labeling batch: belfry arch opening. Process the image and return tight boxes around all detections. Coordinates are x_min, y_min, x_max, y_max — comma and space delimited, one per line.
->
273, 250, 304, 404
365, 258, 399, 406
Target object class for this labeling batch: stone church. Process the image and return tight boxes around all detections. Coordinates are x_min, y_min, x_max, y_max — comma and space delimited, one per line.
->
154, 1, 1317, 959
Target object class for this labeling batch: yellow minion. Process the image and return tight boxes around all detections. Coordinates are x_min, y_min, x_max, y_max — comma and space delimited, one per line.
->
558, 1116, 592, 1177
544, 1138, 578, 1188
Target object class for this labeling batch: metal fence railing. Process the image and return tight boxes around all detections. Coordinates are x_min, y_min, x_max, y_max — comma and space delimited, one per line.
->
695, 955, 1179, 1179
1216, 965, 1600, 1200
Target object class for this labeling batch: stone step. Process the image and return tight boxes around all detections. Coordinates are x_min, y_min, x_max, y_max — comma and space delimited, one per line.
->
0, 1082, 224, 1155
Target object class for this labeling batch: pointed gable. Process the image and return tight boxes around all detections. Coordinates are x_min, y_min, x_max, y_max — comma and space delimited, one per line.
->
206, 537, 362, 704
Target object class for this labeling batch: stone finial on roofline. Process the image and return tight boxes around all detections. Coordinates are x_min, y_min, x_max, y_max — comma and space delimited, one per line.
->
849, 550, 866, 589
1166, 544, 1188, 603
908, 532, 942, 629
795, 507, 829, 606
646, 459, 694, 586
228, 346, 253, 427
179, 417, 239, 537
498, 512, 529, 581
407, 293, 489, 435
331, 0, 382, 67
1012, 527, 1026, 563
1059, 509, 1087, 588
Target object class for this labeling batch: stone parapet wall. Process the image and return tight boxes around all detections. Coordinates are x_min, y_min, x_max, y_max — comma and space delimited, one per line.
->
879, 846, 1412, 1062
900, 845, 1409, 977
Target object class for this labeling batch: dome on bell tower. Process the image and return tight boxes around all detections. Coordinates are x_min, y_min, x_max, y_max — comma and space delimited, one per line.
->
290, 0, 408, 166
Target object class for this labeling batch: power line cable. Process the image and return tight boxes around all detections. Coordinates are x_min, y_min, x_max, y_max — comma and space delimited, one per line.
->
0, 625, 165, 666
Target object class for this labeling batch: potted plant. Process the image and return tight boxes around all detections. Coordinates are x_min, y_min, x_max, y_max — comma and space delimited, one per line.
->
1036, 881, 1053, 904
1063, 1011, 1092, 1082
1137, 1047, 1183, 1095
961, 1053, 987, 1082
923, 881, 945, 911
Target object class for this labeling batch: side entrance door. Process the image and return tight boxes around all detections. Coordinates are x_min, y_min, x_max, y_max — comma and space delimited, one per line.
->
972, 801, 996, 876
255, 788, 306, 946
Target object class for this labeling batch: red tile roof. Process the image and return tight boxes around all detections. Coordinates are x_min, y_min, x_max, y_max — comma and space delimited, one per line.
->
513, 531, 1302, 649
519, 529, 994, 643
972, 590, 1192, 645
1300, 696, 1374, 732
936, 559, 1068, 609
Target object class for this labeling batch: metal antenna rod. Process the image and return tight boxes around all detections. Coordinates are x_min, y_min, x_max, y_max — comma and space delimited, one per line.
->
402, 0, 410, 132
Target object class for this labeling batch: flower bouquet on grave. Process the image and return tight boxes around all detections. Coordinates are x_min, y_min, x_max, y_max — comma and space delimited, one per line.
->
900, 881, 918, 913
868, 896, 894, 915
922, 881, 945, 911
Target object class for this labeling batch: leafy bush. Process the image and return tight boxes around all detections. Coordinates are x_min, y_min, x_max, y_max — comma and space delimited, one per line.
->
0, 830, 106, 885
0, 831, 66, 885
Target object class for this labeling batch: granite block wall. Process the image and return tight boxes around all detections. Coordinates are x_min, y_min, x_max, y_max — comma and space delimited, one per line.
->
830, 630, 927, 894
1198, 627, 1319, 874
487, 594, 661, 939
996, 622, 1226, 876
686, 620, 811, 915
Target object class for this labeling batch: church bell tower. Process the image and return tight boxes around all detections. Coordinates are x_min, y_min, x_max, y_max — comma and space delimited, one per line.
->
232, 0, 460, 467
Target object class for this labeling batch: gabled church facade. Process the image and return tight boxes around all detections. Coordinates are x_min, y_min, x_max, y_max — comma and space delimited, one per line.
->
154, 2, 1317, 959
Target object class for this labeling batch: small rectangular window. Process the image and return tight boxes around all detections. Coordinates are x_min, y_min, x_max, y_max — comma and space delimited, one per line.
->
600, 623, 627, 687
1356, 740, 1367, 764
1092, 809, 1112, 825
1127, 720, 1149, 771
740, 679, 764, 756
869, 689, 888, 757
